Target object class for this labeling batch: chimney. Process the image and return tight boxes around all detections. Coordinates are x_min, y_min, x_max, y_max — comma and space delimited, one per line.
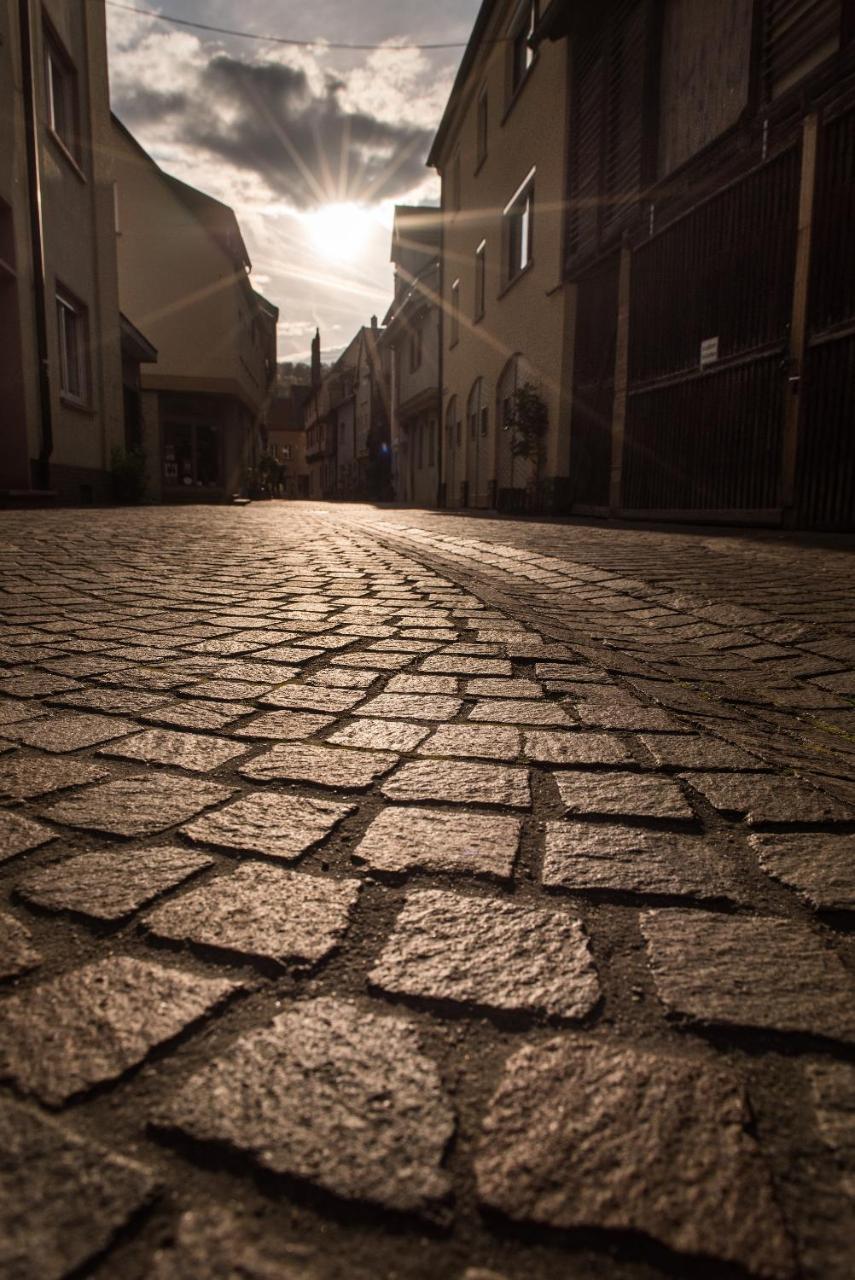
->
370, 314, 378, 331
311, 327, 321, 389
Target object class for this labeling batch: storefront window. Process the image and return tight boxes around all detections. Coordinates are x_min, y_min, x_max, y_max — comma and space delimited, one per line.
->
162, 421, 220, 487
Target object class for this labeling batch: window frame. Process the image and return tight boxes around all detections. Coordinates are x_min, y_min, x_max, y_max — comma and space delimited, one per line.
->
409, 318, 423, 372
474, 240, 487, 321
476, 87, 489, 169
510, 0, 539, 99
450, 278, 461, 347
43, 22, 81, 167
503, 167, 535, 288
56, 287, 89, 407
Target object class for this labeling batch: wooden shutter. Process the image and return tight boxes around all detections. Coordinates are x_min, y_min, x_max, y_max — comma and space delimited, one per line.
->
602, 0, 648, 236
764, 0, 841, 97
568, 32, 605, 262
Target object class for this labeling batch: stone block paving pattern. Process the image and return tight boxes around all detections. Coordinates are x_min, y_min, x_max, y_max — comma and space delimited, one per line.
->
0, 504, 853, 1280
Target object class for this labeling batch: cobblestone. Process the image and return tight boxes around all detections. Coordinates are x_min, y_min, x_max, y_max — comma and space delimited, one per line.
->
523, 729, 631, 766
370, 889, 599, 1021
553, 770, 696, 821
239, 741, 398, 789
232, 709, 336, 739
682, 771, 853, 825
749, 833, 855, 912
144, 864, 360, 968
353, 692, 463, 721
381, 759, 530, 808
0, 754, 113, 800
182, 791, 354, 861
0, 1097, 156, 1280
543, 822, 742, 901
156, 997, 454, 1216
16, 845, 214, 922
416, 724, 521, 760
41, 773, 234, 835
354, 806, 521, 880
642, 909, 855, 1042
1, 712, 139, 752
0, 912, 41, 977
1, 503, 853, 1280
100, 727, 249, 773
0, 809, 55, 861
475, 1037, 794, 1278
0, 956, 239, 1104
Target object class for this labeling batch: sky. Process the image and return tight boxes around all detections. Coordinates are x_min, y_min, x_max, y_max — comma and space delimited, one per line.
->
105, 0, 483, 361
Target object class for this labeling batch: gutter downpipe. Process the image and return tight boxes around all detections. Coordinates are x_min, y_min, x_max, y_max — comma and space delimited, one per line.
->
19, 0, 53, 488
436, 250, 444, 509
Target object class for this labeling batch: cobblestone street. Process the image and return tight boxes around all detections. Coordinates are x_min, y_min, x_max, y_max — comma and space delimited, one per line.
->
1, 502, 854, 1280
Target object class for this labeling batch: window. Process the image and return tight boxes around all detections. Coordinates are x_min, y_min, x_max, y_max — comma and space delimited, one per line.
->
450, 152, 461, 213
450, 278, 460, 346
511, 1, 538, 94
504, 169, 535, 283
56, 290, 87, 403
409, 320, 423, 371
474, 241, 486, 320
44, 27, 79, 160
467, 379, 483, 444
446, 396, 459, 450
428, 418, 436, 465
417, 423, 424, 469
476, 89, 488, 167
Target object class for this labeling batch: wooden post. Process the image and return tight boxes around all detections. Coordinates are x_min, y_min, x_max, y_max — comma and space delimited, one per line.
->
781, 111, 819, 517
609, 239, 632, 513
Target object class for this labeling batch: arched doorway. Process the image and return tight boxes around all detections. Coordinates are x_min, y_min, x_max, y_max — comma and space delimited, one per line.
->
466, 377, 492, 507
496, 354, 536, 509
445, 395, 459, 508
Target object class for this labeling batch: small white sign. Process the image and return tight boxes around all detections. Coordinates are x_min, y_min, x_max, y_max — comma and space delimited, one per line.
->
700, 336, 720, 369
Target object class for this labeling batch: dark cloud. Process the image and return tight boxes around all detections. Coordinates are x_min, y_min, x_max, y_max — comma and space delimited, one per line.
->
114, 52, 432, 208
117, 86, 188, 125
193, 55, 432, 207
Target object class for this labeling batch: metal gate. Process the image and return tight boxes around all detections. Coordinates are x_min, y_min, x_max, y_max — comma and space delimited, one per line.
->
796, 101, 855, 528
569, 255, 620, 506
623, 146, 801, 514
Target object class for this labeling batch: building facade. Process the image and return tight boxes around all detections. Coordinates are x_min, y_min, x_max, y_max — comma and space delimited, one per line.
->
111, 117, 278, 503
382, 207, 442, 506
542, 0, 855, 528
1, 0, 129, 502
429, 0, 571, 511
265, 386, 310, 498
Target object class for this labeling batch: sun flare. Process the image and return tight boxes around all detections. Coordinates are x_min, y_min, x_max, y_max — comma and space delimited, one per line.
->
306, 202, 375, 262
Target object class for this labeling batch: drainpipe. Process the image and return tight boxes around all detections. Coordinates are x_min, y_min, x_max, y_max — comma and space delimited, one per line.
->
435, 257, 443, 509
19, 0, 53, 488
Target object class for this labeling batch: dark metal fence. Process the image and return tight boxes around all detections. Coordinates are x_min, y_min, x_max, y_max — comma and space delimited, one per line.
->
569, 255, 620, 506
796, 102, 855, 528
623, 146, 801, 511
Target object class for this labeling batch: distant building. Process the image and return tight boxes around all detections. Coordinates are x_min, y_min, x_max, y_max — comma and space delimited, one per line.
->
265, 386, 310, 498
381, 207, 442, 506
0, 0, 145, 502
306, 323, 391, 501
111, 116, 278, 502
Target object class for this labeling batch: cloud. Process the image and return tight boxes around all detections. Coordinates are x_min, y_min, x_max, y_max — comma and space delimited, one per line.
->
112, 33, 434, 210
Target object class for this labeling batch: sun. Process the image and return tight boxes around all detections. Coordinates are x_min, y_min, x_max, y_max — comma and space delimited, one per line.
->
306, 203, 375, 262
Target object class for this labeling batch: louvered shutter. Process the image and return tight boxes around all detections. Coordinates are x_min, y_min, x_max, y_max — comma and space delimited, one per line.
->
568, 33, 605, 261
602, 0, 648, 236
764, 0, 841, 97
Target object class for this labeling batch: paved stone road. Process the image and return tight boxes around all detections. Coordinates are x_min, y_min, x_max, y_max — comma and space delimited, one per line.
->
1, 502, 853, 1280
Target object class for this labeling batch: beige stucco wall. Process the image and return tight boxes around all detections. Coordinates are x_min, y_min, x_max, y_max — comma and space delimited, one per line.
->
111, 120, 268, 418
1, 0, 124, 497
435, 0, 569, 507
